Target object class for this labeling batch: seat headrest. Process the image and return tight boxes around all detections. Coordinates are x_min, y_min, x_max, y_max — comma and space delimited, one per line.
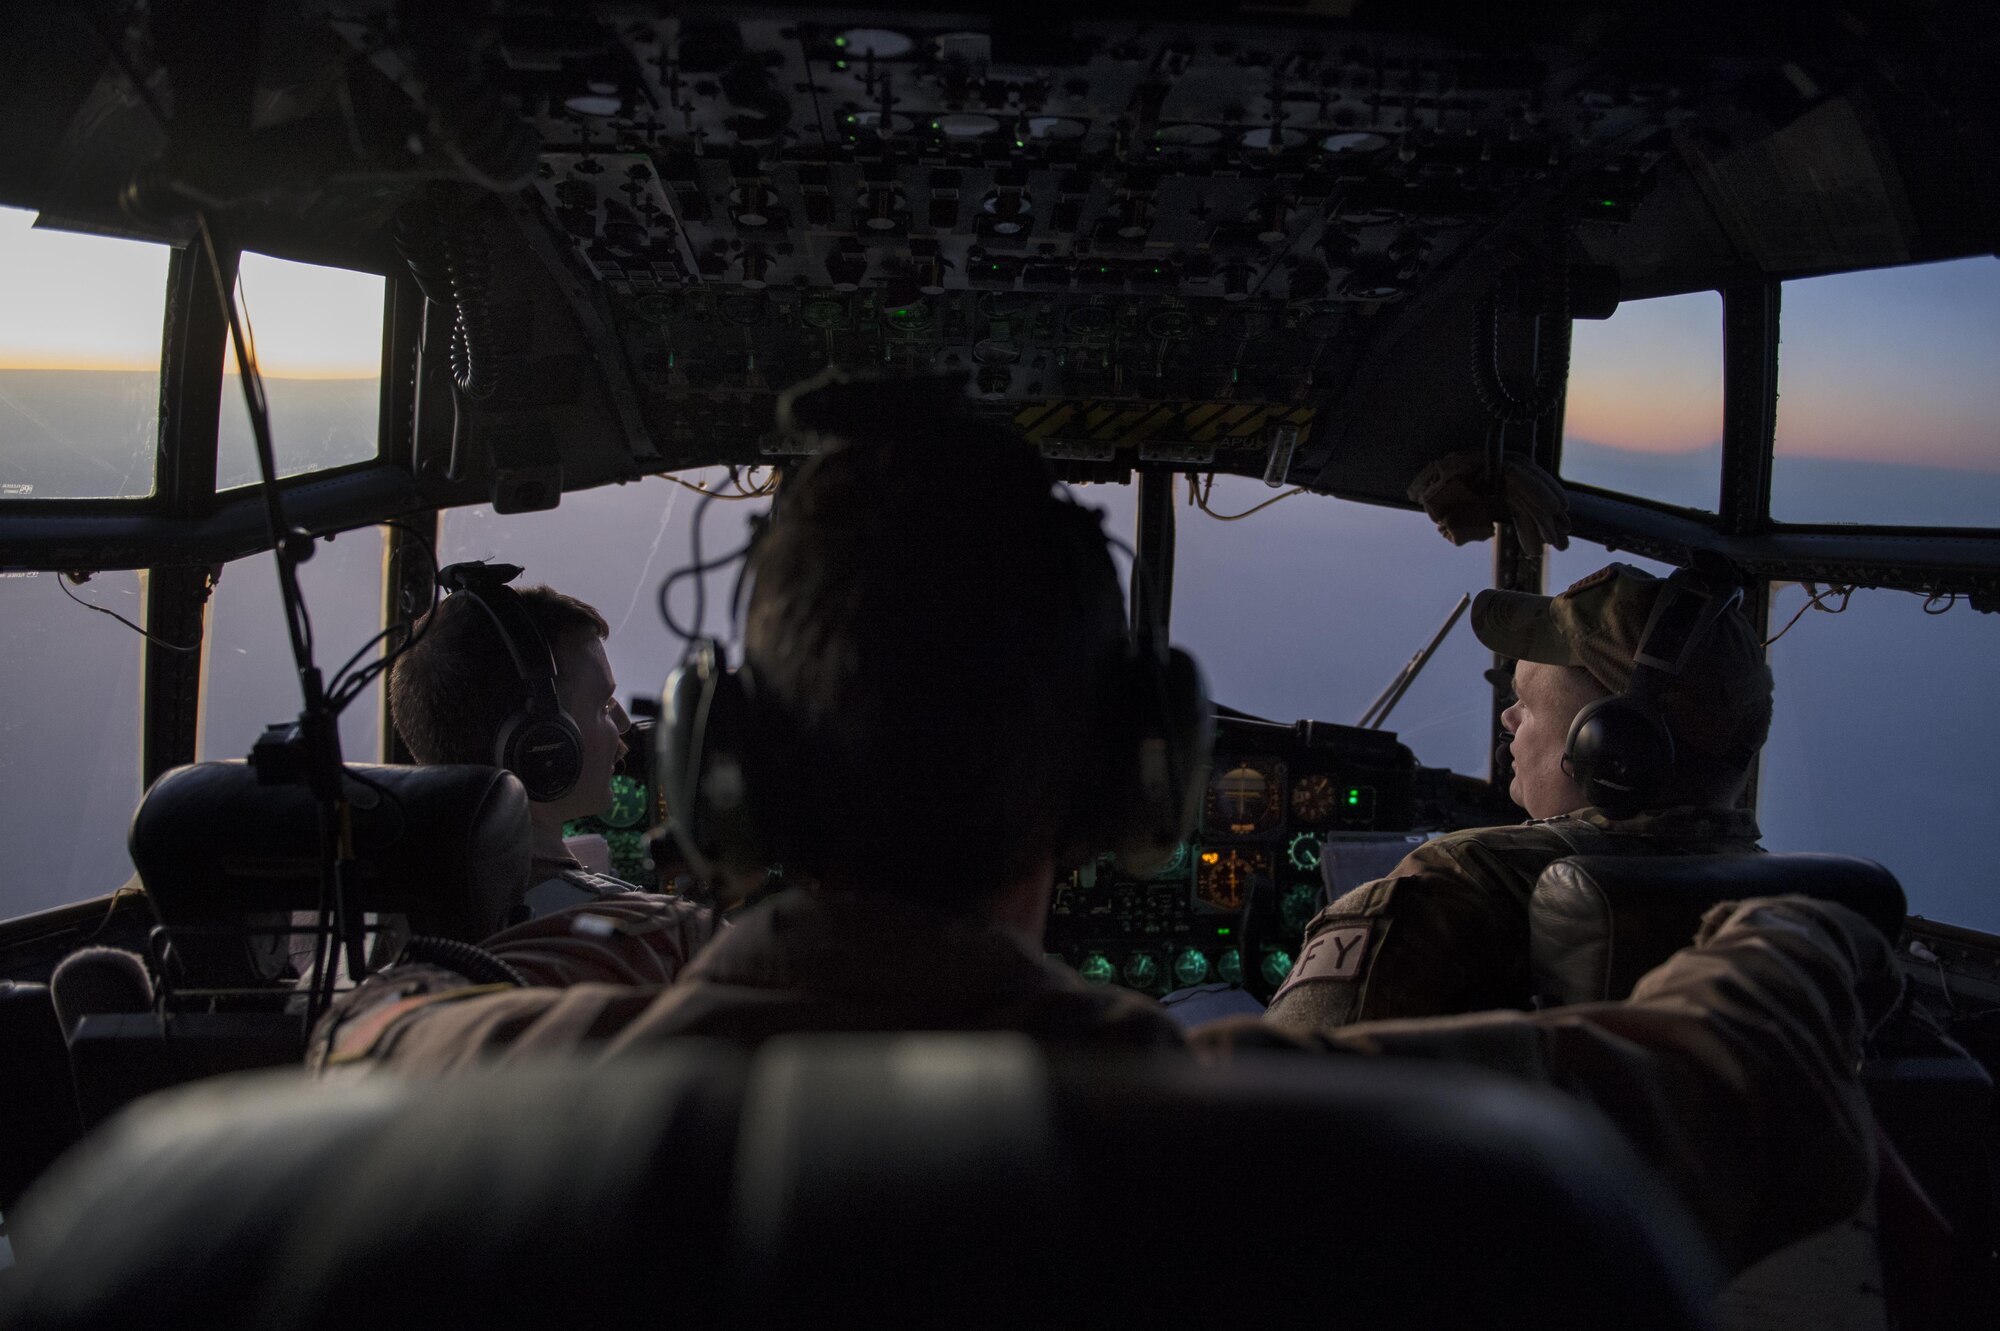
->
131, 762, 532, 945
1531, 853, 1908, 1006
6, 1035, 1721, 1330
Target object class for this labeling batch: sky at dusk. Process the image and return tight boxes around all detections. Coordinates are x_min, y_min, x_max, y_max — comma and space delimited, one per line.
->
1564, 257, 2000, 477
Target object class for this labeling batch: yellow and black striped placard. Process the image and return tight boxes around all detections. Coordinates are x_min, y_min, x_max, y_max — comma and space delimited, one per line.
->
1009, 400, 1316, 449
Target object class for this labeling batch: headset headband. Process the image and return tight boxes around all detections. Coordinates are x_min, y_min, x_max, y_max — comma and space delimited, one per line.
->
439, 562, 559, 685
1625, 571, 1742, 700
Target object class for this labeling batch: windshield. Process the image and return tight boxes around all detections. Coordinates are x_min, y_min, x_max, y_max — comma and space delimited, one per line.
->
0, 205, 168, 500
1170, 476, 1493, 775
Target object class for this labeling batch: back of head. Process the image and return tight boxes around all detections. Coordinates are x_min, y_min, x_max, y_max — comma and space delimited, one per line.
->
390, 585, 607, 767
742, 402, 1127, 910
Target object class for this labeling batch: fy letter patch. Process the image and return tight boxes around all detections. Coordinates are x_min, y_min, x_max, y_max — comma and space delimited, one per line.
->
1270, 922, 1373, 1004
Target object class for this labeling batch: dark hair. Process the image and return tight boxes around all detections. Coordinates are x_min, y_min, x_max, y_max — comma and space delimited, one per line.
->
741, 424, 1128, 910
1662, 663, 1775, 806
389, 585, 608, 767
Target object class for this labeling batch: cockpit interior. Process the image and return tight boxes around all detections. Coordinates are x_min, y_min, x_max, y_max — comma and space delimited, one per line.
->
1, 2, 1998, 1325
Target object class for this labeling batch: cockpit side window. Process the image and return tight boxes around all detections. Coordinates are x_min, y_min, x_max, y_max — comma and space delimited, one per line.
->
1173, 476, 1494, 775
197, 527, 390, 766
1772, 257, 2000, 529
0, 569, 144, 916
1758, 584, 2000, 933
0, 205, 169, 501
215, 252, 385, 491
1559, 291, 1724, 514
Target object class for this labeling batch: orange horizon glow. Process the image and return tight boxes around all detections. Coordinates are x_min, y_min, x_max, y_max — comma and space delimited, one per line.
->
0, 355, 377, 379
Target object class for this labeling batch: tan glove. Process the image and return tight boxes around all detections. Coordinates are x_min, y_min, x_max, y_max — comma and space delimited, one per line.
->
1406, 449, 1571, 555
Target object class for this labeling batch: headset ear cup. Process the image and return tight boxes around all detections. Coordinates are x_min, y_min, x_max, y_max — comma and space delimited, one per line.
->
1564, 696, 1673, 818
496, 704, 584, 804
1106, 647, 1215, 876
659, 643, 766, 880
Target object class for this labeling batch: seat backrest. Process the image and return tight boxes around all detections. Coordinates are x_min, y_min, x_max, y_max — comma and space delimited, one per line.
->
130, 761, 533, 990
4, 1035, 1721, 1330
0, 980, 82, 1213
1531, 852, 1907, 1005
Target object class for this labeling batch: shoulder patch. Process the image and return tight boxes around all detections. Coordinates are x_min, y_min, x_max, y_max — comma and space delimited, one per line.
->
1269, 922, 1374, 1006
1562, 564, 1620, 596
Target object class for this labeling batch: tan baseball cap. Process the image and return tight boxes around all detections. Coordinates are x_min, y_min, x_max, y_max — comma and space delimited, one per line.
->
1471, 562, 1773, 762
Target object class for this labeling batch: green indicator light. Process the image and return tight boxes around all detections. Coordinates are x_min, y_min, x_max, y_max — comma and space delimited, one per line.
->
1261, 948, 1295, 990
1216, 926, 1232, 937
1347, 789, 1361, 805
1079, 952, 1116, 985
1173, 948, 1210, 987
835, 60, 849, 71
1098, 265, 1108, 273
1599, 198, 1618, 206
1014, 140, 1026, 148
931, 121, 940, 130
834, 35, 848, 47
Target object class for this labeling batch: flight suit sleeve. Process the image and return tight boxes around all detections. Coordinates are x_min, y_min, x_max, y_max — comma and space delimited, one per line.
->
1263, 835, 1540, 1031
307, 966, 666, 1078
479, 895, 726, 987
1209, 896, 1899, 1273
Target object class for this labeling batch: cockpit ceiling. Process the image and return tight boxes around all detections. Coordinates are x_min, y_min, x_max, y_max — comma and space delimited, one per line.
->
1, 4, 1996, 526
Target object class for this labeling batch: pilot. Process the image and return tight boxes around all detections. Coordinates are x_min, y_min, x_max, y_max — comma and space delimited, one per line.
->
1264, 561, 1771, 1032
388, 577, 721, 984
391, 579, 641, 912
317, 401, 1891, 1273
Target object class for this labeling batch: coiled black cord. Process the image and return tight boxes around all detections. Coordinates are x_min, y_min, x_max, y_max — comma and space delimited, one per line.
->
393, 190, 499, 402
1470, 254, 1572, 425
442, 204, 498, 401
400, 934, 529, 987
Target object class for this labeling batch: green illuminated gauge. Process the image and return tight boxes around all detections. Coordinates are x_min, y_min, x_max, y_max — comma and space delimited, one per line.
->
1079, 952, 1116, 985
1122, 951, 1160, 989
1261, 948, 1296, 990
1152, 842, 1190, 878
1216, 949, 1244, 986
1173, 947, 1210, 987
1281, 884, 1322, 930
1205, 761, 1281, 835
882, 302, 935, 332
1286, 833, 1322, 873
603, 775, 648, 830
801, 299, 849, 330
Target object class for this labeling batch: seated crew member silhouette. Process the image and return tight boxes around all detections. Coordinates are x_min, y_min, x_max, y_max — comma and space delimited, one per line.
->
1265, 561, 1771, 1032
388, 566, 720, 983
318, 386, 1895, 1275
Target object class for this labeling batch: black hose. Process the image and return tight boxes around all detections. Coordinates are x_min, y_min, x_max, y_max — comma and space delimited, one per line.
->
400, 934, 529, 987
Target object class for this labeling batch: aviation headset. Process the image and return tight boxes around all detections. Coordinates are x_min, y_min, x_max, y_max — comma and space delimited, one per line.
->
1561, 566, 1745, 818
437, 561, 585, 804
656, 462, 1214, 884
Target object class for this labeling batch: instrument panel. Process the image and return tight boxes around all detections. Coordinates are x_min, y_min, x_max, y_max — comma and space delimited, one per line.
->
1045, 712, 1418, 998
433, 9, 1712, 476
